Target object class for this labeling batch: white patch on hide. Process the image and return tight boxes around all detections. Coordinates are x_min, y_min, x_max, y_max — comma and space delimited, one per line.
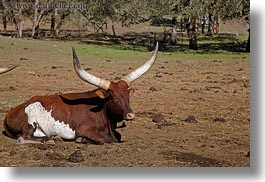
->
25, 102, 75, 140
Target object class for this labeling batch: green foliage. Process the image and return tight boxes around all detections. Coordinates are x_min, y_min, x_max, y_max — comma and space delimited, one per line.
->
75, 0, 180, 29
219, 0, 250, 22
177, 0, 250, 22
74, 0, 250, 34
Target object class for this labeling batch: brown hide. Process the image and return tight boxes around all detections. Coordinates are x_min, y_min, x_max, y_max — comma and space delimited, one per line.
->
4, 80, 133, 144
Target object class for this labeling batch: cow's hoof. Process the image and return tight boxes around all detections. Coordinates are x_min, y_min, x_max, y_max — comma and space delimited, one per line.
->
45, 139, 56, 145
16, 136, 43, 144
75, 137, 83, 143
16, 136, 24, 144
52, 136, 63, 142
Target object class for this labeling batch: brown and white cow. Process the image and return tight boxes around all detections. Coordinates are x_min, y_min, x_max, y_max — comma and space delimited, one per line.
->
0, 65, 18, 74
3, 43, 159, 144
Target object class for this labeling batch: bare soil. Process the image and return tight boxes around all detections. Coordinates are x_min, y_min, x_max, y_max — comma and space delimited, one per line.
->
0, 38, 249, 167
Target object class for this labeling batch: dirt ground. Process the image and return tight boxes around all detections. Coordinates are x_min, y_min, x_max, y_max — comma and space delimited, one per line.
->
0, 36, 249, 167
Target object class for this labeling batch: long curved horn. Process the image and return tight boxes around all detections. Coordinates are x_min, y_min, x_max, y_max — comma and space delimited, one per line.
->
0, 65, 19, 74
121, 42, 159, 86
72, 47, 110, 90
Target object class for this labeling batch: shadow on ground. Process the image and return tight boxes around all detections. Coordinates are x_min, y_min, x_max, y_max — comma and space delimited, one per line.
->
0, 29, 249, 53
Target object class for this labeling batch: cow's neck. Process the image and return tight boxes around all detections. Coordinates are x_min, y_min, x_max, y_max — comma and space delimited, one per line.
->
94, 100, 120, 142
105, 101, 122, 128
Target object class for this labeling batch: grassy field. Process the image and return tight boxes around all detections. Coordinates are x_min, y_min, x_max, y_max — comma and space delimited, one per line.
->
0, 33, 249, 64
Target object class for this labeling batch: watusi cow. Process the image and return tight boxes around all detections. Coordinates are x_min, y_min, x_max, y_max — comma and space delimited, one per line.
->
3, 43, 159, 144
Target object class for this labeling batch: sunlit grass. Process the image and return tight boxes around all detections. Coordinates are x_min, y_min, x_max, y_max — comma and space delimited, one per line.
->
0, 34, 250, 64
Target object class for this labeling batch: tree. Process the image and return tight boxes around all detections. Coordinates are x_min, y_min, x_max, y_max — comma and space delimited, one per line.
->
17, 7, 23, 38
32, 0, 39, 37
219, 0, 250, 52
0, 0, 7, 32
176, 0, 201, 49
170, 17, 177, 45
0, 0, 26, 38
186, 17, 197, 49
78, 0, 110, 34
174, 0, 250, 49
78, 0, 153, 34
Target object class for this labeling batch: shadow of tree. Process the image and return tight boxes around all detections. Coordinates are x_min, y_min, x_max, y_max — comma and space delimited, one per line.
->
0, 29, 248, 53
198, 41, 247, 53
150, 17, 172, 27
78, 32, 248, 53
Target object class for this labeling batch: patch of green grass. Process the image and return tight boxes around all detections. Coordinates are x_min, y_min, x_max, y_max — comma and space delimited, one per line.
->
73, 42, 249, 62
0, 36, 249, 64
70, 33, 249, 62
73, 43, 150, 60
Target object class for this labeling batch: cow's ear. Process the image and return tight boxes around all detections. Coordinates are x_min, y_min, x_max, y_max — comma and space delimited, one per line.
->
128, 88, 135, 96
95, 90, 109, 99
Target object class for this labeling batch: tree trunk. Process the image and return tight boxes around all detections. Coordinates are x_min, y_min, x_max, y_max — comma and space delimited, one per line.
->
32, 0, 39, 38
180, 17, 183, 31
1, 0, 7, 32
17, 8, 24, 38
201, 16, 206, 34
170, 17, 177, 45
50, 1, 57, 37
187, 17, 197, 50
2, 14, 7, 32
215, 15, 219, 34
54, 10, 70, 37
111, 21, 116, 36
170, 25, 177, 45
246, 28, 250, 52
8, 1, 23, 38
215, 21, 219, 34
105, 20, 107, 33
207, 13, 214, 36
34, 10, 48, 37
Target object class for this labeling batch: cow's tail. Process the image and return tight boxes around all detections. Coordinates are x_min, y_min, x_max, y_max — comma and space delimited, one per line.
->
2, 117, 17, 139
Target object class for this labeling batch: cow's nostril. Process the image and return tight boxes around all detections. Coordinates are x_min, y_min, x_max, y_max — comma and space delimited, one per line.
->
126, 113, 135, 120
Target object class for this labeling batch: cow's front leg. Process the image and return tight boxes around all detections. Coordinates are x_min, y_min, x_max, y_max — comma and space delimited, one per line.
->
17, 123, 49, 144
114, 130, 122, 142
76, 130, 105, 145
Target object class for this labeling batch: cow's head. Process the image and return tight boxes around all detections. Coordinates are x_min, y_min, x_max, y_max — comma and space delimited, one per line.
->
0, 65, 18, 74
72, 42, 159, 122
